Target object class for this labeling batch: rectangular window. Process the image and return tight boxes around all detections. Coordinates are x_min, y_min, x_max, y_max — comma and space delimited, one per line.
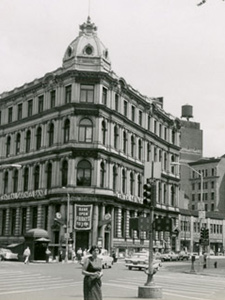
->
148, 115, 151, 130
80, 85, 94, 103
124, 101, 127, 117
1, 209, 7, 236
28, 99, 33, 117
11, 208, 17, 236
65, 85, 72, 103
192, 183, 195, 190
192, 194, 195, 201
21, 208, 27, 235
211, 203, 214, 211
131, 106, 135, 122
102, 87, 107, 105
17, 103, 23, 120
38, 95, 44, 113
211, 192, 214, 200
139, 111, 142, 126
164, 127, 167, 140
154, 120, 157, 134
32, 207, 38, 228
50, 90, 56, 108
211, 181, 214, 189
8, 107, 13, 123
115, 94, 119, 111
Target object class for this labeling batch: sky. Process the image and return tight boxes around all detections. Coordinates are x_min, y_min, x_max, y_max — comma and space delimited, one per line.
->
0, 0, 224, 158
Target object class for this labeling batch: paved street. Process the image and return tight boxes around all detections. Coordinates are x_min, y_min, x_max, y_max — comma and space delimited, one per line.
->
0, 260, 225, 300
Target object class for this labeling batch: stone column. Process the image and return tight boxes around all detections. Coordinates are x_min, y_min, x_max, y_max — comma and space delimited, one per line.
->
92, 204, 99, 245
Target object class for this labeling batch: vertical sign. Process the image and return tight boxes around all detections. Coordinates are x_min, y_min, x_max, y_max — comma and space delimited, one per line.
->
74, 204, 93, 230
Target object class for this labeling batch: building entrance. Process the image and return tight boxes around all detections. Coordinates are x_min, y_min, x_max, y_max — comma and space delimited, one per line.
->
76, 231, 89, 252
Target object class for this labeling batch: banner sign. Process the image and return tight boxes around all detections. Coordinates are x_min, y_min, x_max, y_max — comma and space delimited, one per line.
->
74, 204, 93, 230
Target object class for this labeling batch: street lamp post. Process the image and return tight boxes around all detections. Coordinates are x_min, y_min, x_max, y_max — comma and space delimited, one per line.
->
65, 192, 70, 263
172, 162, 204, 251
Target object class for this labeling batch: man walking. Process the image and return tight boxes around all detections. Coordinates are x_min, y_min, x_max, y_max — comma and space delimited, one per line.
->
23, 246, 31, 264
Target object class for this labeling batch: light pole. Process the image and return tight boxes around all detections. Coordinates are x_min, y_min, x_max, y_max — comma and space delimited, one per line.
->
62, 187, 70, 263
65, 192, 70, 262
172, 162, 204, 252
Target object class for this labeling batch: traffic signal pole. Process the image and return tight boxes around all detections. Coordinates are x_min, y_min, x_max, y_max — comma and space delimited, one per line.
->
138, 176, 162, 298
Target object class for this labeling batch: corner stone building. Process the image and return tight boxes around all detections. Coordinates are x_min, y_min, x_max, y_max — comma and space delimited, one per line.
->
0, 17, 180, 257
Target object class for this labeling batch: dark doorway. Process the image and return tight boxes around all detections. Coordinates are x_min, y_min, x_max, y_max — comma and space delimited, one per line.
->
34, 242, 48, 260
76, 231, 89, 251
104, 232, 110, 251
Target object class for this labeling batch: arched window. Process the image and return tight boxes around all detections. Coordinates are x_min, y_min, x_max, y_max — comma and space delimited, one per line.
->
138, 174, 141, 197
123, 131, 127, 154
62, 160, 68, 187
6, 136, 11, 156
113, 165, 117, 192
131, 135, 135, 158
4, 171, 8, 194
171, 155, 175, 174
138, 139, 142, 160
34, 165, 40, 190
171, 186, 175, 206
79, 118, 93, 142
36, 127, 42, 150
164, 153, 167, 170
122, 169, 126, 194
26, 130, 31, 153
49, 123, 54, 147
100, 161, 105, 188
24, 167, 29, 191
13, 169, 19, 193
64, 119, 70, 143
47, 163, 52, 189
147, 142, 151, 162
130, 172, 134, 195
172, 129, 176, 144
16, 133, 21, 155
102, 121, 107, 146
114, 126, 118, 149
77, 160, 91, 186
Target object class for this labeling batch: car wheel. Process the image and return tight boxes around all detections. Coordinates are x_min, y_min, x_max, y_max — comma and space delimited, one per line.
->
128, 266, 132, 270
0, 256, 4, 261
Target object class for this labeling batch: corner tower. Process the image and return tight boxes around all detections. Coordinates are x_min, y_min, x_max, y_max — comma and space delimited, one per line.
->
62, 16, 111, 72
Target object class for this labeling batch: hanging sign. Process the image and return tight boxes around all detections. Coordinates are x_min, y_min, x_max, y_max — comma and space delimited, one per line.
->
74, 204, 93, 230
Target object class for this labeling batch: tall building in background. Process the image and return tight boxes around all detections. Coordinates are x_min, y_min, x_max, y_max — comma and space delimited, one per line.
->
0, 17, 181, 258
179, 105, 203, 209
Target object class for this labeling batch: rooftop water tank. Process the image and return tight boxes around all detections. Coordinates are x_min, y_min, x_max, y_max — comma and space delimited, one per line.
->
181, 104, 193, 121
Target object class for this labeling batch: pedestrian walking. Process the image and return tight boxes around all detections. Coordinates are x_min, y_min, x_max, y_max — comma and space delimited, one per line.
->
45, 247, 51, 263
23, 246, 31, 264
82, 245, 103, 300
77, 247, 82, 263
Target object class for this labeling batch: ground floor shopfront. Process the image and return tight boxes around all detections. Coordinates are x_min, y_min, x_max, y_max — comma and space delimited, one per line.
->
0, 189, 180, 258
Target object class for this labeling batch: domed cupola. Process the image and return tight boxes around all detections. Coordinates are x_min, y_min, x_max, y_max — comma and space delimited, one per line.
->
62, 16, 111, 72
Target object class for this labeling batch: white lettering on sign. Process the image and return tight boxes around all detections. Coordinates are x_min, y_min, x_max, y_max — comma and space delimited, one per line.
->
0, 189, 47, 201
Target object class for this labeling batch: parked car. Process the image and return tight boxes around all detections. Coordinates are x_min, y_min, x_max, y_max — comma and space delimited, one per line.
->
178, 251, 190, 261
0, 248, 18, 261
125, 252, 162, 271
80, 249, 113, 269
161, 251, 179, 261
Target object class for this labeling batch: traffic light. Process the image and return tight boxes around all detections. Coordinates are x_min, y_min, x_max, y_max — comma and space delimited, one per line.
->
154, 217, 163, 231
162, 217, 172, 232
143, 182, 156, 207
204, 228, 209, 240
200, 227, 205, 239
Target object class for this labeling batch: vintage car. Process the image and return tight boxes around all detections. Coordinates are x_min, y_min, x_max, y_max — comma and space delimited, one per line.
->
0, 248, 18, 261
161, 251, 179, 261
80, 249, 113, 269
125, 252, 162, 271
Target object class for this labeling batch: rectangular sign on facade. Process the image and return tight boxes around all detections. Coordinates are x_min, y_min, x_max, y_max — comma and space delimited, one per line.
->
74, 204, 93, 230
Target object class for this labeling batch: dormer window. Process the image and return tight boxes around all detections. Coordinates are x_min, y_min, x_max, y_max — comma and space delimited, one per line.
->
84, 45, 93, 55
67, 46, 72, 57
